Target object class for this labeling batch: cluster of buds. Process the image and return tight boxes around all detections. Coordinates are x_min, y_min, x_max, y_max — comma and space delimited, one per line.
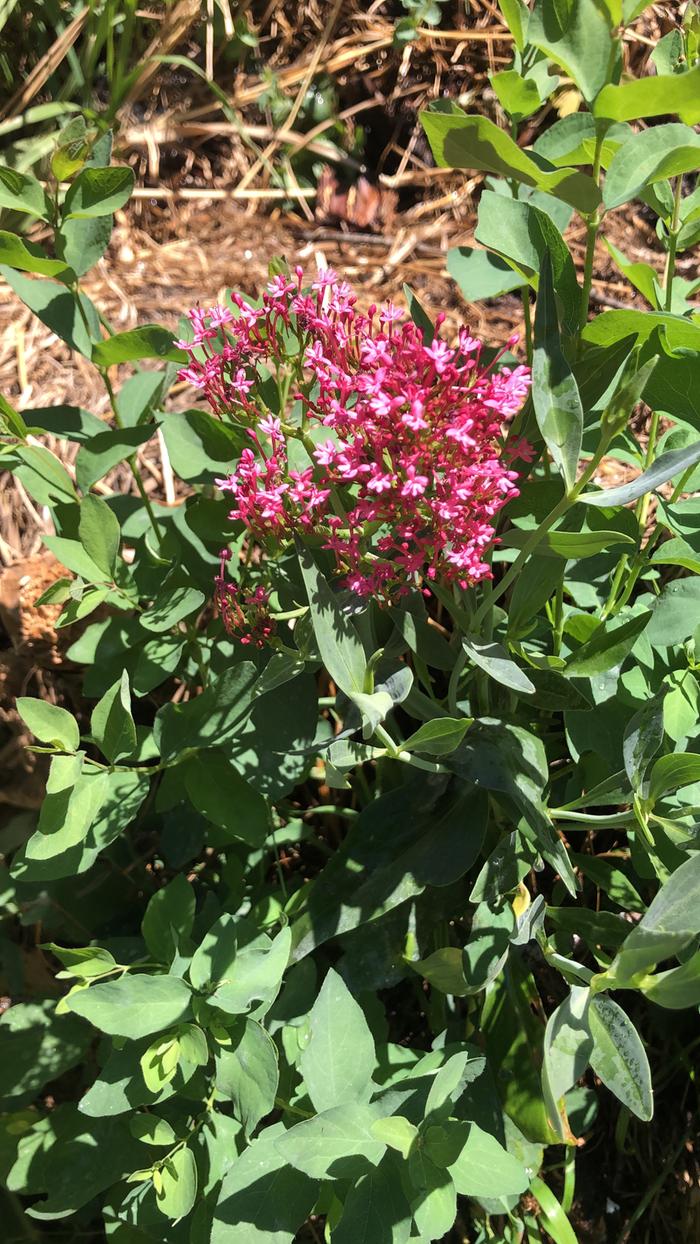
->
214, 550, 274, 648
179, 268, 531, 642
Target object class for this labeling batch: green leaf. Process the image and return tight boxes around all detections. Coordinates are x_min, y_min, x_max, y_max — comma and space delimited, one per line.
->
211, 1125, 317, 1243
607, 854, 700, 982
447, 245, 525, 301
370, 1116, 418, 1159
0, 231, 75, 280
191, 918, 290, 1017
533, 251, 583, 491
130, 1114, 177, 1146
529, 1176, 579, 1244
649, 753, 700, 803
490, 68, 544, 121
528, 0, 614, 103
0, 268, 99, 356
16, 697, 79, 752
408, 1151, 456, 1239
23, 756, 109, 861
498, 0, 528, 49
401, 717, 472, 756
542, 986, 592, 1139
0, 167, 51, 219
215, 1018, 279, 1135
79, 494, 120, 577
0, 1001, 89, 1109
622, 692, 665, 796
64, 165, 135, 218
300, 968, 376, 1113
24, 404, 104, 442
463, 636, 535, 695
67, 973, 191, 1038
43, 943, 117, 979
402, 283, 434, 343
594, 66, 700, 126
588, 995, 653, 1121
156, 1145, 197, 1220
565, 608, 651, 676
142, 875, 195, 963
274, 1102, 385, 1180
10, 1108, 141, 1219
5, 443, 76, 505
292, 781, 487, 959
140, 1032, 181, 1093
425, 1051, 474, 1117
189, 914, 237, 990
14, 766, 148, 879
155, 661, 259, 760
55, 131, 115, 276
646, 578, 700, 647
184, 750, 269, 846
159, 408, 242, 481
90, 670, 137, 763
0, 391, 28, 437
602, 237, 659, 307
571, 854, 644, 911
475, 192, 580, 335
334, 1158, 413, 1244
140, 583, 205, 633
640, 950, 700, 1010
579, 436, 700, 507
533, 113, 630, 168
118, 366, 174, 426
501, 527, 635, 558
297, 542, 365, 696
42, 535, 106, 583
420, 107, 601, 213
92, 325, 187, 367
603, 123, 700, 210
437, 1120, 528, 1197
449, 721, 577, 896
75, 423, 157, 490
650, 536, 700, 575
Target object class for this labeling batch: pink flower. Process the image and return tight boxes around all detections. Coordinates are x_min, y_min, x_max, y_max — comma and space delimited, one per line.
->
181, 269, 531, 607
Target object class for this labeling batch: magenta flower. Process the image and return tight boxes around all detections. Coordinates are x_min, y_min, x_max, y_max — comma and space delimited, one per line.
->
179, 269, 531, 608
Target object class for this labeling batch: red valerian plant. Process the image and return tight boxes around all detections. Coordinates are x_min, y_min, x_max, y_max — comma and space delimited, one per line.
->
178, 267, 531, 641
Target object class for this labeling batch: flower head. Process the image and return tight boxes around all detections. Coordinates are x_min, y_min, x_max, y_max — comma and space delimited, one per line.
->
180, 270, 530, 606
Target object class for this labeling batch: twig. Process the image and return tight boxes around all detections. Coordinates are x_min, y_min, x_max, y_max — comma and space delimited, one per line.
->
236, 0, 344, 191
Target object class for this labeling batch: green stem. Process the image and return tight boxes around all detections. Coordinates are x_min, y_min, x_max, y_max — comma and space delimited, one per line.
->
635, 406, 661, 534
601, 553, 628, 620
578, 128, 606, 342
275, 1096, 314, 1119
663, 175, 684, 313
552, 578, 564, 657
562, 1148, 576, 1215
670, 463, 696, 504
447, 646, 467, 717
373, 723, 449, 774
303, 804, 359, 819
71, 282, 165, 552
551, 809, 634, 826
100, 369, 165, 551
521, 287, 533, 367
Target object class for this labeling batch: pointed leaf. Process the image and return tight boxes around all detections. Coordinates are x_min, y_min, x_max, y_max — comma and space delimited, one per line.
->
300, 968, 376, 1112
588, 995, 653, 1121
533, 250, 583, 492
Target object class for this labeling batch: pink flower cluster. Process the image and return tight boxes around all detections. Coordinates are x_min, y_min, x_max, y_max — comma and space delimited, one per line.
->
214, 550, 274, 648
179, 268, 530, 624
